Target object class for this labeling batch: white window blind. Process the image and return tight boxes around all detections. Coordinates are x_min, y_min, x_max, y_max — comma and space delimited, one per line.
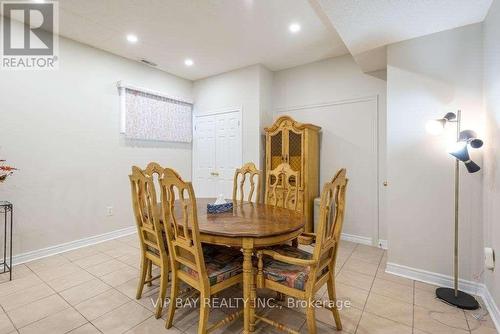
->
118, 82, 193, 143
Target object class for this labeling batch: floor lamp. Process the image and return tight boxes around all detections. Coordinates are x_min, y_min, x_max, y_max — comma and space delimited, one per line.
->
426, 110, 482, 310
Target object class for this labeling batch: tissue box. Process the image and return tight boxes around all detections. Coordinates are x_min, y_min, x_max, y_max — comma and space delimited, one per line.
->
207, 202, 233, 214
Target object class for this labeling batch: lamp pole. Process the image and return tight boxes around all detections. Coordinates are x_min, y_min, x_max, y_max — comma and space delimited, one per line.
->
454, 110, 461, 297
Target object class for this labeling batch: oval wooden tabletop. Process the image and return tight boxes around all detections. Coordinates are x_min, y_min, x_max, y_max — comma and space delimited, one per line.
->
163, 198, 305, 238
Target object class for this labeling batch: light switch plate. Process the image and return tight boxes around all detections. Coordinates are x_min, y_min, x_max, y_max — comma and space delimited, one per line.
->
485, 247, 495, 270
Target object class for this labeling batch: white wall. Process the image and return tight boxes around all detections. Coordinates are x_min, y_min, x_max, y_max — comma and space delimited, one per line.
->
259, 66, 274, 170
0, 36, 193, 256
483, 0, 500, 307
193, 65, 261, 167
273, 55, 386, 110
386, 24, 484, 282
272, 55, 387, 242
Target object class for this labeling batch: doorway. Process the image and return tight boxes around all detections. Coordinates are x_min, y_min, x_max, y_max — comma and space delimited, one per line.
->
192, 109, 242, 199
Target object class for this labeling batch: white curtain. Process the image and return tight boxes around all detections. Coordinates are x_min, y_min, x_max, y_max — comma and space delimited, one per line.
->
124, 88, 192, 142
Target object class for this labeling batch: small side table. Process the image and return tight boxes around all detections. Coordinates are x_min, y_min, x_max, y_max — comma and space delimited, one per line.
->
0, 201, 13, 281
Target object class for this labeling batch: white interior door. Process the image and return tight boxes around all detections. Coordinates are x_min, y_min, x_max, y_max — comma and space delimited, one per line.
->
192, 115, 217, 198
282, 98, 379, 244
193, 110, 242, 199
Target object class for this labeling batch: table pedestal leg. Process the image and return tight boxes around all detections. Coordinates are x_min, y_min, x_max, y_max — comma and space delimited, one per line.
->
250, 257, 256, 331
242, 241, 255, 333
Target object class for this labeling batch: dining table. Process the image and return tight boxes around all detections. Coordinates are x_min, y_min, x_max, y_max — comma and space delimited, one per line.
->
167, 198, 306, 334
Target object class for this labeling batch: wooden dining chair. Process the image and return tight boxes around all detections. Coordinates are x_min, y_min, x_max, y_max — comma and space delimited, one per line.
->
265, 162, 300, 210
265, 162, 301, 249
129, 166, 170, 319
233, 162, 262, 204
256, 168, 348, 334
160, 168, 244, 334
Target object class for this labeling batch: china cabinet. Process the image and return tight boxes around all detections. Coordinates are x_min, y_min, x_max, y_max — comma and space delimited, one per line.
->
264, 116, 320, 241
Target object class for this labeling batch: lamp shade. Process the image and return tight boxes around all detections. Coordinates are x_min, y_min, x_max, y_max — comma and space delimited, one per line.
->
458, 130, 477, 141
449, 145, 470, 162
449, 142, 482, 173
464, 160, 481, 173
426, 112, 457, 135
470, 139, 483, 149
444, 112, 457, 121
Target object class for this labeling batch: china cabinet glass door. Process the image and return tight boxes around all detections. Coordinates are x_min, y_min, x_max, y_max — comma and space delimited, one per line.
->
287, 129, 303, 186
270, 130, 284, 170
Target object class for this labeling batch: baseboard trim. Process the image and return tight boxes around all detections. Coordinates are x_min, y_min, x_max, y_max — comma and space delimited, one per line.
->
341, 233, 372, 246
386, 262, 500, 332
482, 283, 500, 331
386, 262, 483, 295
341, 233, 388, 250
10, 226, 136, 266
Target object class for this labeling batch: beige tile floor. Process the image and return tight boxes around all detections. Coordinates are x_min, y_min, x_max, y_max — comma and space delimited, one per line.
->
0, 235, 497, 334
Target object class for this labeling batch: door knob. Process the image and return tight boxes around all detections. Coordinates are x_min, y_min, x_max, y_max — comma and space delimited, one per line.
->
211, 172, 219, 176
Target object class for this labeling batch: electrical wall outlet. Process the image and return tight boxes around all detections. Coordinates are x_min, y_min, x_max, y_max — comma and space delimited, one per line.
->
106, 206, 114, 217
485, 247, 495, 271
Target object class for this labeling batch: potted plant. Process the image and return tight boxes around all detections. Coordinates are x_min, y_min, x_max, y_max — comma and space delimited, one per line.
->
0, 160, 17, 183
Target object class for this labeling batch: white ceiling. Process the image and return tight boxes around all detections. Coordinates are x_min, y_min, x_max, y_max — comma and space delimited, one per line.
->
57, 0, 349, 80
315, 0, 493, 56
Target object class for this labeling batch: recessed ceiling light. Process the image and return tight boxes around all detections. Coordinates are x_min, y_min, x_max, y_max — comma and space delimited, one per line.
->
33, 0, 45, 3
126, 34, 138, 43
184, 58, 194, 67
289, 23, 301, 33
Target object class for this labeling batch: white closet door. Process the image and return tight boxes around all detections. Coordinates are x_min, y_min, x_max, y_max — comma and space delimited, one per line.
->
215, 112, 242, 198
193, 115, 217, 198
193, 110, 242, 199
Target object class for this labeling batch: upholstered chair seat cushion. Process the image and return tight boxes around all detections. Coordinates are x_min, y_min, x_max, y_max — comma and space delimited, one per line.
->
181, 245, 243, 286
261, 245, 328, 291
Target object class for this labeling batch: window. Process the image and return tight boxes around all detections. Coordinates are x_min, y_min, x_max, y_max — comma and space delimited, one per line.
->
118, 82, 193, 142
